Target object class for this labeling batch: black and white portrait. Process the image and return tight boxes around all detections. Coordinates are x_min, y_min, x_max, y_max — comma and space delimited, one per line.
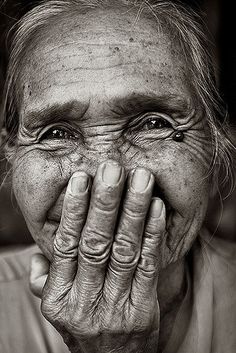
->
0, 1, 235, 352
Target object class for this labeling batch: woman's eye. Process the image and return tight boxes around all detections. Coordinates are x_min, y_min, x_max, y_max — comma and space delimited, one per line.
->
141, 117, 172, 130
41, 128, 76, 140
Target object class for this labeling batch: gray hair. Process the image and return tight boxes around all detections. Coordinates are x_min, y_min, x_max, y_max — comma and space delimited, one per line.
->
2, 0, 235, 189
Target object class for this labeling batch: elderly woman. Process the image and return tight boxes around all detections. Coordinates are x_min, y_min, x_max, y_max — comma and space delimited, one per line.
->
0, 0, 235, 352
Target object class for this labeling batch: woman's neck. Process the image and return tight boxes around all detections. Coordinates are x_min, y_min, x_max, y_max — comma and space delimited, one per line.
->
157, 258, 188, 352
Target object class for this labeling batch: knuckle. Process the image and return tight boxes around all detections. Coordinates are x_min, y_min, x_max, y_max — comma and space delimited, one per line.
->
138, 255, 158, 278
59, 212, 79, 237
111, 239, 140, 267
144, 221, 165, 242
53, 229, 78, 258
144, 228, 162, 244
79, 231, 111, 261
92, 189, 119, 213
41, 295, 95, 335
125, 197, 147, 216
122, 205, 146, 221
64, 194, 87, 217
62, 210, 80, 229
118, 210, 145, 239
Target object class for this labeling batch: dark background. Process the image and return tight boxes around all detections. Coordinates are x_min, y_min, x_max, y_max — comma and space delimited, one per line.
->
0, 0, 235, 247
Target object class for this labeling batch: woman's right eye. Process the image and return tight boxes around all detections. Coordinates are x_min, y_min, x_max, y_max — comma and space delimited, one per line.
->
40, 127, 77, 141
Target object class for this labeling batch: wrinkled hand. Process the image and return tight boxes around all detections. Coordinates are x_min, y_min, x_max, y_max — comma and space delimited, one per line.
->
30, 161, 167, 353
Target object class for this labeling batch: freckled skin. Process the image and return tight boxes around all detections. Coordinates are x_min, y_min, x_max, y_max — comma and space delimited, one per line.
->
11, 9, 212, 264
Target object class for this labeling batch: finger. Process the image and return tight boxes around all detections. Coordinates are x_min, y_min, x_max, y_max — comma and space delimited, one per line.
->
29, 253, 49, 298
132, 198, 166, 302
76, 160, 125, 294
44, 171, 90, 301
105, 168, 154, 302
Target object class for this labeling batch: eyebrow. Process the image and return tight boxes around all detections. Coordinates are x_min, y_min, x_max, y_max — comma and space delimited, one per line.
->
23, 94, 193, 129
109, 94, 193, 118
23, 101, 89, 129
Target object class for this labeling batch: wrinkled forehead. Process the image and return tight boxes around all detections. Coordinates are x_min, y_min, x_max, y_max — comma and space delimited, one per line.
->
17, 7, 193, 114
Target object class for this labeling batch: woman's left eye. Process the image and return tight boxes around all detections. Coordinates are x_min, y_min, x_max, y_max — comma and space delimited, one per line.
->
40, 127, 76, 140
141, 117, 172, 130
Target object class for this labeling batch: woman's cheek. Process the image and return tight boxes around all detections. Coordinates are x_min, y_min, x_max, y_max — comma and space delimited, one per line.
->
139, 142, 210, 260
120, 136, 210, 220
152, 144, 210, 262
143, 142, 209, 200
12, 149, 70, 230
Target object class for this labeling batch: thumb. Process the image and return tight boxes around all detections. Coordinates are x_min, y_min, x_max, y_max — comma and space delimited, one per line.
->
29, 253, 49, 298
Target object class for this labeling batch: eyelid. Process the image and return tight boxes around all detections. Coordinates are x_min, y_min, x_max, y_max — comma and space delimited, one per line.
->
128, 111, 177, 130
38, 122, 80, 140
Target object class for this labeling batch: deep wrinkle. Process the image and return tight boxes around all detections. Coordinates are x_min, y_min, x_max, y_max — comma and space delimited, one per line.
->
19, 94, 198, 141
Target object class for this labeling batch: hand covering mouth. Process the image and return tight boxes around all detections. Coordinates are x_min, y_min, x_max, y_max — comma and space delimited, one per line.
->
47, 181, 172, 224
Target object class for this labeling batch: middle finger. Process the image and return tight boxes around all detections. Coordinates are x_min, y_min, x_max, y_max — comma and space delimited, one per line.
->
76, 160, 125, 295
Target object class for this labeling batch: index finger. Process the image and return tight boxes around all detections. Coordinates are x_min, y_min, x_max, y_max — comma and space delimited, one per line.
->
75, 160, 125, 294
43, 171, 90, 301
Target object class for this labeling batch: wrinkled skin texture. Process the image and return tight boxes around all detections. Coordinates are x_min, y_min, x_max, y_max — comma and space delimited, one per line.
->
8, 7, 213, 353
32, 164, 163, 353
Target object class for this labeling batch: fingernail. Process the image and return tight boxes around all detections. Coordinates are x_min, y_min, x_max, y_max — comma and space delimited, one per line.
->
150, 198, 163, 218
70, 172, 89, 194
131, 168, 151, 192
102, 161, 122, 186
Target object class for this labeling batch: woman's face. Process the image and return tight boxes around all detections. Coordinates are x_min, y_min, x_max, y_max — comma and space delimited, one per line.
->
10, 9, 212, 261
